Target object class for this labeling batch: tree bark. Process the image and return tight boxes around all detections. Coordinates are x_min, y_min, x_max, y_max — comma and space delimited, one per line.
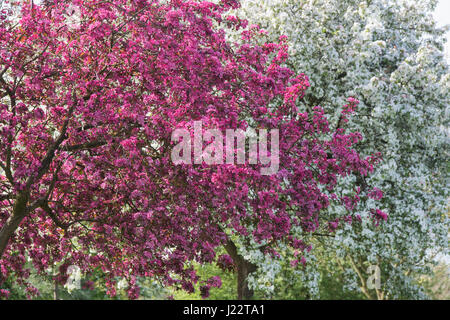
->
0, 193, 29, 258
224, 240, 257, 300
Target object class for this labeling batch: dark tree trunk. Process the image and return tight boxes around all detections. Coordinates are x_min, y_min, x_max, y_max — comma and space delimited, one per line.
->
0, 193, 29, 258
224, 240, 257, 300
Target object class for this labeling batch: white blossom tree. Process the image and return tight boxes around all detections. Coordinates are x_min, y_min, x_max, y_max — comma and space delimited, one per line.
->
231, 0, 449, 299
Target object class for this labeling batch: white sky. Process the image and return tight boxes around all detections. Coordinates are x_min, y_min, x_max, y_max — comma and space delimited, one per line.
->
434, 0, 450, 61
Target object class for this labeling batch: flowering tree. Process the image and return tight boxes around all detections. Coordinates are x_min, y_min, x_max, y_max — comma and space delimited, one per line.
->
236, 0, 449, 299
0, 0, 383, 299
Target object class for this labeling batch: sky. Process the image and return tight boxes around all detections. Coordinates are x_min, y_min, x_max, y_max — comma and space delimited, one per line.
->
434, 0, 450, 61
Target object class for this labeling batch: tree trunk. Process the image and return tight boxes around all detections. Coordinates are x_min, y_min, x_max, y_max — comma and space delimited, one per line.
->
224, 240, 257, 300
0, 193, 29, 258
236, 257, 257, 300
53, 281, 59, 300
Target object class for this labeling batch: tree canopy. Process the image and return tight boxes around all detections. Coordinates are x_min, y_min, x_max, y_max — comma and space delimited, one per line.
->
0, 0, 386, 299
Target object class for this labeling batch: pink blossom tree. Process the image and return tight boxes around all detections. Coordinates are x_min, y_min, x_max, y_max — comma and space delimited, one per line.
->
0, 0, 383, 299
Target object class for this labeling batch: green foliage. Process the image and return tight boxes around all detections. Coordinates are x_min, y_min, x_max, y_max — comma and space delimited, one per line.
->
171, 262, 237, 300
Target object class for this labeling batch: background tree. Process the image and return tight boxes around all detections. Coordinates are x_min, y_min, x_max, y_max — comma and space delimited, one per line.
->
235, 0, 449, 299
